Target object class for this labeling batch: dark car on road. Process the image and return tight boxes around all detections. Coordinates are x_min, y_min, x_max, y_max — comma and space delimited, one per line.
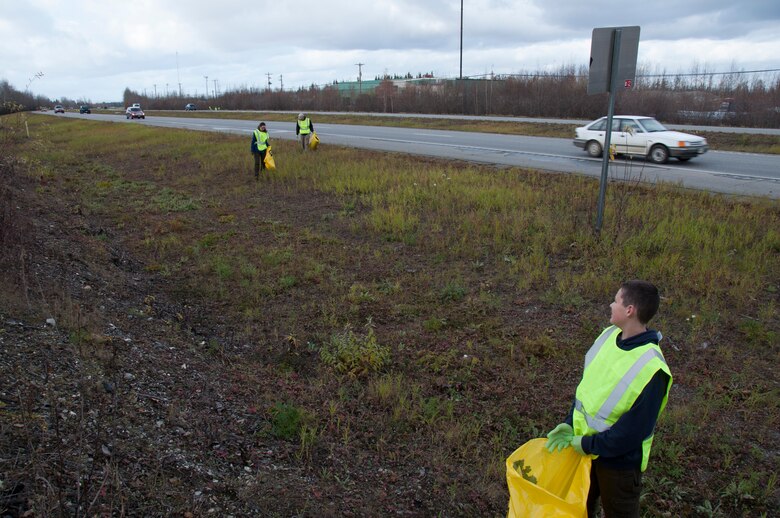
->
126, 107, 145, 119
79, 105, 91, 114
185, 103, 197, 111
54, 105, 65, 113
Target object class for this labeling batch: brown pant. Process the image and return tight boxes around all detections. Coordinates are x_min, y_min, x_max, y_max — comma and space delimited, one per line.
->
586, 461, 642, 518
299, 133, 311, 150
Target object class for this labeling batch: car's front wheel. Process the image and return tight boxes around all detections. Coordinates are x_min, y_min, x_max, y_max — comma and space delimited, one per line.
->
586, 140, 603, 158
649, 145, 669, 164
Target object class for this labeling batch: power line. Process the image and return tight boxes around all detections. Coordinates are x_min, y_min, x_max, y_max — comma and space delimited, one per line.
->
638, 68, 780, 78
476, 67, 780, 80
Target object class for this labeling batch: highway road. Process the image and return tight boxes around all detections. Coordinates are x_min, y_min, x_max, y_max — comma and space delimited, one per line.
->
52, 111, 780, 199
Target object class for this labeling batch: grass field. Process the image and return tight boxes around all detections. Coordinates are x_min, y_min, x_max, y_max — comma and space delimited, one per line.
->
1, 113, 778, 516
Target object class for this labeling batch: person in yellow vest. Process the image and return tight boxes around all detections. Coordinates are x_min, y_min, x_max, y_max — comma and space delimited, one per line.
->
251, 122, 270, 179
295, 112, 314, 151
545, 280, 672, 518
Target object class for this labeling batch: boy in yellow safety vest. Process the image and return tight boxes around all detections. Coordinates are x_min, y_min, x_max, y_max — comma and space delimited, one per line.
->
546, 280, 672, 518
251, 122, 270, 179
295, 113, 314, 151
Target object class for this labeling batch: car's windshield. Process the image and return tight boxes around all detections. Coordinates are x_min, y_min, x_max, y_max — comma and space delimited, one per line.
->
130, 108, 141, 112
638, 118, 667, 132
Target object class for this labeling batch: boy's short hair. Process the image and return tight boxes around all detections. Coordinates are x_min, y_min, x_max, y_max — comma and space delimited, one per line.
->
621, 280, 660, 324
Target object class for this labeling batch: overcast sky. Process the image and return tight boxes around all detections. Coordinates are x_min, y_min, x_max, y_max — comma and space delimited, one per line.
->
3, 0, 779, 103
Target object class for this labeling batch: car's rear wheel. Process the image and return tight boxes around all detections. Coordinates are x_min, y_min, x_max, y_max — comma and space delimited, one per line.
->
586, 140, 603, 158
649, 145, 669, 164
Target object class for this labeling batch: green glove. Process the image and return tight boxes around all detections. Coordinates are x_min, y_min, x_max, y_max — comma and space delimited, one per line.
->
545, 423, 573, 453
571, 435, 586, 455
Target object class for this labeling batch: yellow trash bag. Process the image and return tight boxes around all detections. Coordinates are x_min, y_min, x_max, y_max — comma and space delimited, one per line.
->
506, 438, 591, 518
309, 131, 320, 150
264, 146, 276, 170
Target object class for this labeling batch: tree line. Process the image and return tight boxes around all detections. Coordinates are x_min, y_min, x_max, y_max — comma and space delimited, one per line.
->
124, 66, 780, 127
3, 65, 779, 127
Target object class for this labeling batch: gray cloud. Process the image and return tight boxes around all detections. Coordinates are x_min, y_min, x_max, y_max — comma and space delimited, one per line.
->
2, 0, 778, 102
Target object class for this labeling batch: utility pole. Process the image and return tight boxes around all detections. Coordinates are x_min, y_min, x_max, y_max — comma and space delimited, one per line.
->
204, 76, 208, 99
355, 62, 364, 94
153, 83, 157, 97
176, 51, 182, 96
279, 75, 284, 91
266, 73, 272, 91
213, 79, 218, 97
166, 83, 169, 96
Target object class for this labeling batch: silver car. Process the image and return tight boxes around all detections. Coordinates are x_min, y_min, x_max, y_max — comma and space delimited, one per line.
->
574, 115, 708, 164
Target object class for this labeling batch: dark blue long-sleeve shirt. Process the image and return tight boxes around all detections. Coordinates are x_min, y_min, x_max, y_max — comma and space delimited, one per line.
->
565, 329, 670, 470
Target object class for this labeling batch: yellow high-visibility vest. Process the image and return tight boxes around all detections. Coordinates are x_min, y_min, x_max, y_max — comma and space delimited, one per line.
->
298, 118, 311, 134
572, 326, 672, 472
253, 129, 269, 151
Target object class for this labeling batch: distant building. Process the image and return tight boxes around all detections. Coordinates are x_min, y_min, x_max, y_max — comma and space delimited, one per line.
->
330, 77, 446, 97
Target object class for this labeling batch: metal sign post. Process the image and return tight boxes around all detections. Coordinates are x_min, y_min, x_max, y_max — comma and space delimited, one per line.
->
595, 28, 622, 235
588, 26, 640, 235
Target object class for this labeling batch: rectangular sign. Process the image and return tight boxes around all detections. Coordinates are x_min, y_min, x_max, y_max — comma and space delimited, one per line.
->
588, 26, 640, 95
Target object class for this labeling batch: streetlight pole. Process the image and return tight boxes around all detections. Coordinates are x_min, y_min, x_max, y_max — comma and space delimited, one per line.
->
204, 76, 208, 99
459, 0, 463, 80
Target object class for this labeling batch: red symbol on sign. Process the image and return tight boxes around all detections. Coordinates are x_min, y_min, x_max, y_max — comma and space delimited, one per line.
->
624, 79, 633, 88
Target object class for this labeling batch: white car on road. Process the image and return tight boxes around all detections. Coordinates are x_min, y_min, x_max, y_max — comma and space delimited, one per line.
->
574, 115, 708, 163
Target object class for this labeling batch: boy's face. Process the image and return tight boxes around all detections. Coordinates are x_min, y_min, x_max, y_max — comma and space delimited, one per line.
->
610, 288, 631, 328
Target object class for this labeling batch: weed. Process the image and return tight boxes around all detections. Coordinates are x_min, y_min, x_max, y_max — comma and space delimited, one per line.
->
440, 281, 467, 302
367, 373, 406, 408
738, 319, 777, 348
263, 248, 292, 266
418, 396, 454, 426
298, 424, 318, 461
212, 255, 233, 280
268, 402, 307, 441
423, 316, 447, 332
278, 275, 297, 289
348, 283, 375, 304
152, 187, 199, 212
694, 500, 723, 518
320, 321, 390, 377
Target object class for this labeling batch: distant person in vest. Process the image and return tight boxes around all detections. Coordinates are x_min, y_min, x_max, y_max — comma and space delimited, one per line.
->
295, 112, 313, 151
251, 122, 270, 179
545, 280, 672, 518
